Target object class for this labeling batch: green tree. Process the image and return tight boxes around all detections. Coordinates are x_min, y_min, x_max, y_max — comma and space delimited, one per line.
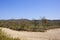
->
41, 17, 49, 30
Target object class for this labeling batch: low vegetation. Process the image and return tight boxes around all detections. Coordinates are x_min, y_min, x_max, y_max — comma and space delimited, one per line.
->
0, 18, 60, 32
0, 28, 20, 40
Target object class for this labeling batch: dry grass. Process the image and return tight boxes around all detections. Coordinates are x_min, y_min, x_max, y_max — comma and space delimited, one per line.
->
0, 28, 20, 40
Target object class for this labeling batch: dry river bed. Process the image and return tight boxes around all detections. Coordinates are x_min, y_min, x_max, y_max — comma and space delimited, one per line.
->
1, 28, 60, 40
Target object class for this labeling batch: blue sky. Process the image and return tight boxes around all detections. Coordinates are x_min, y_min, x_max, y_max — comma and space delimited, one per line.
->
0, 0, 60, 20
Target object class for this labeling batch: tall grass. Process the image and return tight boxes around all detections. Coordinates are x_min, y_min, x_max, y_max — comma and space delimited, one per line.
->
0, 28, 20, 40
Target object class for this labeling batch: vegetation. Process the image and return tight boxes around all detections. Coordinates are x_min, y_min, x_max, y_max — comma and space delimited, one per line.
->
0, 29, 20, 40
0, 18, 60, 32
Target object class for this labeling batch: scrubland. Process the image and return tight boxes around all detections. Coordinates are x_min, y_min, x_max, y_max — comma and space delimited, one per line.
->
0, 19, 60, 40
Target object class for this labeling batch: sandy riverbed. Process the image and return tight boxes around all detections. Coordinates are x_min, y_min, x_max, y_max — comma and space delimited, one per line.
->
1, 27, 60, 40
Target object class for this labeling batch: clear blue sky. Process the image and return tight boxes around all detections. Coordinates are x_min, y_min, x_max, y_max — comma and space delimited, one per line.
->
0, 0, 60, 20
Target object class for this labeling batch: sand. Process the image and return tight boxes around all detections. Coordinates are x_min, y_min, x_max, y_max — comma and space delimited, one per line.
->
1, 27, 60, 40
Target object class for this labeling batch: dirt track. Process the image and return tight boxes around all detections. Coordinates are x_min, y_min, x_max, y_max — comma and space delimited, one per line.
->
1, 28, 60, 40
